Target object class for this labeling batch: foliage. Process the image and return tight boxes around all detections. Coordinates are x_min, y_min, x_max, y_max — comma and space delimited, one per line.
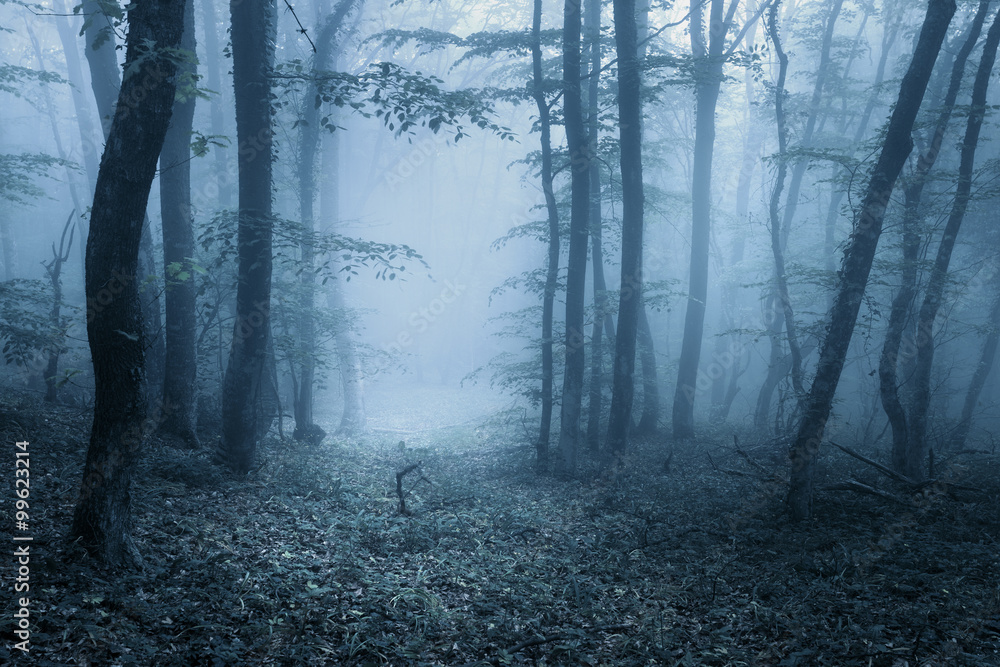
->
5, 389, 1000, 666
0, 279, 59, 366
0, 152, 75, 205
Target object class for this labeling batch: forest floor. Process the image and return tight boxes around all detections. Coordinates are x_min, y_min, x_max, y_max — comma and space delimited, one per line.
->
2, 383, 1000, 666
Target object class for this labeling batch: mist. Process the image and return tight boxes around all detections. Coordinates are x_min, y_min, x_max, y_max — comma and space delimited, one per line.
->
2, 0, 1000, 664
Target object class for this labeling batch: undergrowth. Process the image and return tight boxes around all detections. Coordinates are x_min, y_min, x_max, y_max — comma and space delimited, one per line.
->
1, 390, 999, 666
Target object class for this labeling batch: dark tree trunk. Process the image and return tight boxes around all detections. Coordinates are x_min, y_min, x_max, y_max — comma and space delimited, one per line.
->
607, 0, 644, 454
159, 0, 200, 447
787, 0, 956, 521
82, 0, 121, 138
903, 5, 1000, 480
951, 281, 1000, 450
71, 0, 184, 569
585, 0, 608, 454
219, 0, 277, 474
531, 0, 560, 467
558, 0, 591, 473
880, 0, 990, 476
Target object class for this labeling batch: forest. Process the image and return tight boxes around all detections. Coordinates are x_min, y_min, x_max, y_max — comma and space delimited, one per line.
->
2, 0, 1000, 663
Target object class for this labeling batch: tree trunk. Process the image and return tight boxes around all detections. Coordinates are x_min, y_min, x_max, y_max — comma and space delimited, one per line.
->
880, 0, 990, 475
558, 0, 591, 473
219, 0, 277, 474
778, 0, 843, 249
293, 0, 360, 442
634, 301, 659, 435
71, 0, 184, 569
951, 279, 1000, 450
531, 0, 560, 467
787, 0, 956, 521
198, 0, 234, 209
43, 214, 75, 403
903, 4, 1000, 480
585, 0, 607, 454
159, 0, 200, 447
607, 0, 644, 454
81, 0, 121, 138
672, 0, 731, 439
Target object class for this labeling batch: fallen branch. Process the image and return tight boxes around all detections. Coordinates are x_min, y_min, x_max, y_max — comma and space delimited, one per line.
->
828, 441, 919, 486
395, 461, 422, 515
707, 453, 759, 479
821, 479, 910, 505
733, 434, 772, 476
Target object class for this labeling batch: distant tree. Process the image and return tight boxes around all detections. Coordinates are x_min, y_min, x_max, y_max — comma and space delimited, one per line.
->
787, 0, 956, 521
42, 213, 76, 403
71, 0, 185, 568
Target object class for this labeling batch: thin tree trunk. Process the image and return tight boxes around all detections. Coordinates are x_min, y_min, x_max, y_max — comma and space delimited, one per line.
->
903, 5, 1000, 480
219, 0, 278, 474
558, 0, 591, 473
43, 214, 75, 403
531, 0, 560, 467
673, 0, 734, 439
607, 0, 643, 455
198, 0, 234, 209
159, 0, 200, 447
778, 0, 843, 249
585, 0, 607, 454
71, 0, 184, 569
880, 0, 990, 476
787, 0, 956, 521
951, 280, 1000, 450
634, 301, 659, 435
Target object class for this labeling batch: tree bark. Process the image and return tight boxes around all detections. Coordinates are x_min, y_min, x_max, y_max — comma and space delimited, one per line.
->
672, 0, 734, 439
787, 0, 956, 521
634, 302, 659, 435
951, 279, 1000, 450
558, 0, 591, 473
198, 0, 234, 209
880, 0, 990, 475
71, 0, 184, 569
903, 4, 1000, 480
531, 0, 560, 467
607, 0, 644, 454
158, 0, 200, 447
219, 0, 277, 474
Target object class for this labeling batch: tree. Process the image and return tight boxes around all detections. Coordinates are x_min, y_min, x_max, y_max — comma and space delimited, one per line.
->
531, 0, 560, 467
159, 0, 200, 448
71, 0, 185, 568
879, 0, 990, 478
218, 0, 278, 474
557, 0, 591, 473
786, 0, 957, 521
606, 0, 644, 455
293, 0, 362, 445
902, 3, 1000, 480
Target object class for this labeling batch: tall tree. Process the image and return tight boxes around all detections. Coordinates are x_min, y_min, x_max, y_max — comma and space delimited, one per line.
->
558, 0, 592, 473
951, 271, 1000, 450
672, 0, 756, 439
531, 0, 560, 467
903, 4, 1000, 480
293, 0, 361, 443
879, 0, 990, 478
218, 0, 277, 474
786, 0, 957, 521
71, 0, 185, 568
159, 0, 200, 448
606, 0, 644, 455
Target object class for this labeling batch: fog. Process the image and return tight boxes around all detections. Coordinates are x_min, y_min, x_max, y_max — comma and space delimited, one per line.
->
2, 0, 1000, 661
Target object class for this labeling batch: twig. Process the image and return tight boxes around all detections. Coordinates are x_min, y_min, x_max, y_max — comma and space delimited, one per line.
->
821, 479, 909, 505
283, 0, 317, 53
395, 461, 422, 515
707, 453, 757, 479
